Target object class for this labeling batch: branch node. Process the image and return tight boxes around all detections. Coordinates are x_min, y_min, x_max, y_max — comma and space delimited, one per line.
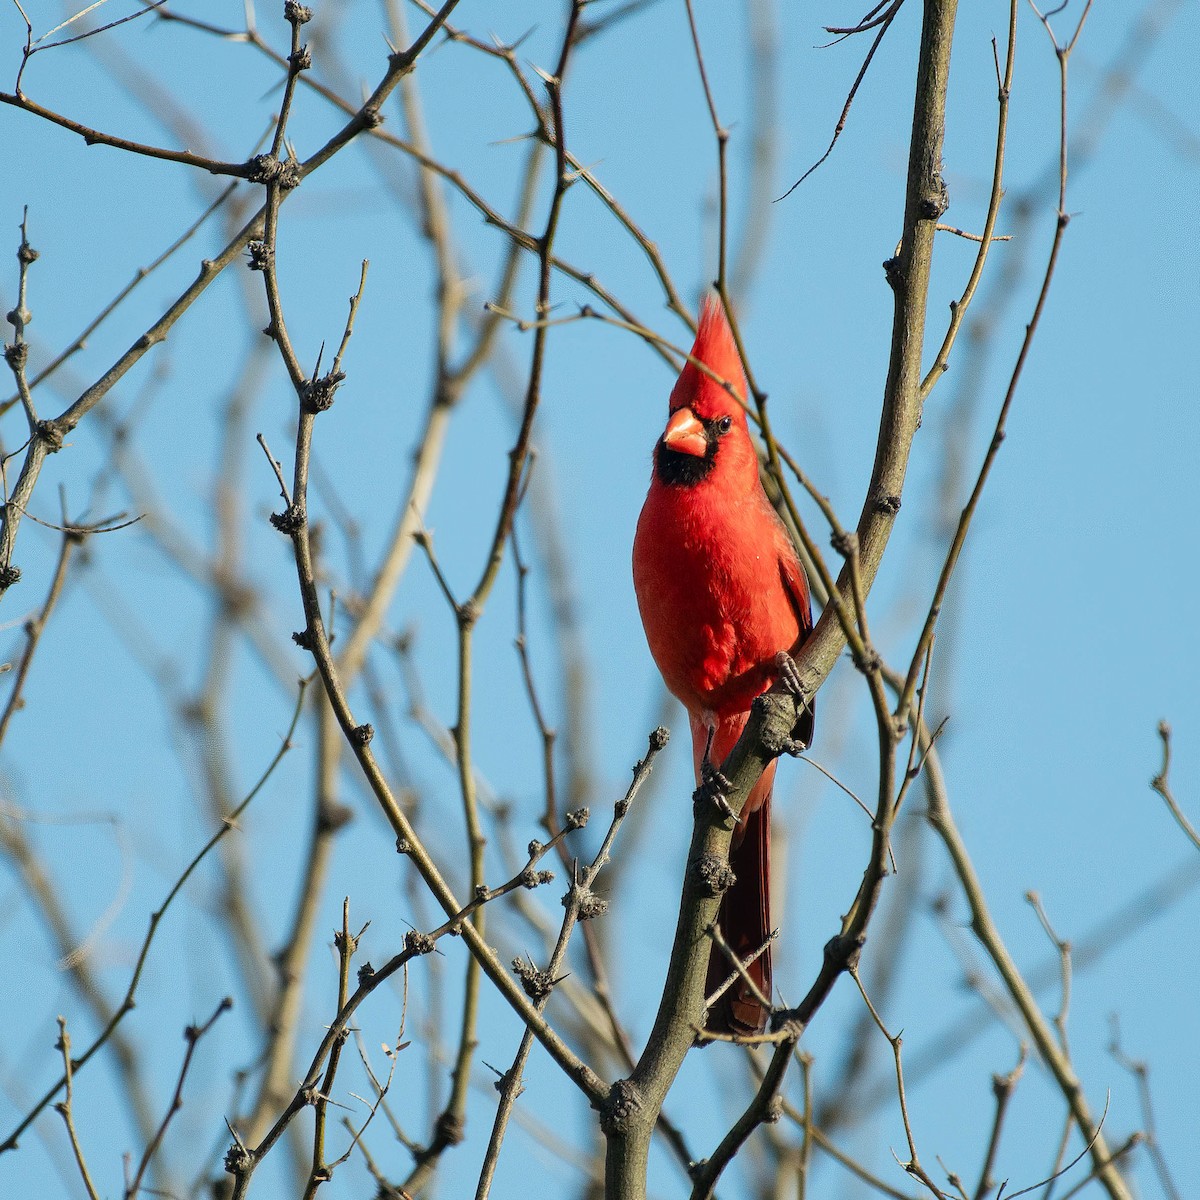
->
852, 647, 883, 676
694, 853, 735, 898
301, 371, 345, 414
35, 420, 64, 452
247, 153, 283, 184
284, 1, 313, 24
874, 489, 902, 515
457, 596, 481, 628
246, 240, 272, 271
753, 690, 807, 758
919, 175, 950, 221
566, 884, 608, 921
512, 954, 558, 1000
823, 930, 865, 976
599, 1079, 642, 1136
830, 529, 859, 559
404, 929, 435, 956
492, 1066, 525, 1099
434, 1110, 464, 1147
223, 1141, 251, 1175
269, 502, 306, 535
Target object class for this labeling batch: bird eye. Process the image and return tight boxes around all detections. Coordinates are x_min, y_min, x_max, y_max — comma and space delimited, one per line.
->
716, 415, 733, 435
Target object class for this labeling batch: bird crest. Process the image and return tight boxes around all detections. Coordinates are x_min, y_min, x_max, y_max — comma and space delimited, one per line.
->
669, 296, 748, 420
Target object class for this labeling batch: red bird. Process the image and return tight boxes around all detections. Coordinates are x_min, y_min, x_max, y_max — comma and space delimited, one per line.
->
632, 298, 813, 1036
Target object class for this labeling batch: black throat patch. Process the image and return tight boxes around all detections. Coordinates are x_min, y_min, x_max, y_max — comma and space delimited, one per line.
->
653, 417, 723, 487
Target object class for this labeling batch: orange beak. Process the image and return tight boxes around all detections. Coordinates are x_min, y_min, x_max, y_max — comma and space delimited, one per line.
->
661, 407, 707, 458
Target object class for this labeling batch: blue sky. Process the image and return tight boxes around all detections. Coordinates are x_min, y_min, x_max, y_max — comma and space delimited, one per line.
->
1, 2, 1198, 1197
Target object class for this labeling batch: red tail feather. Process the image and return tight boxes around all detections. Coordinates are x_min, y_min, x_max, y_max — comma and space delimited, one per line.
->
705, 765, 775, 1036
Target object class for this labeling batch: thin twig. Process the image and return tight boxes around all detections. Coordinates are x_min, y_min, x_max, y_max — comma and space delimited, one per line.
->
125, 997, 233, 1200
1108, 1017, 1181, 1200
52, 1019, 101, 1200
1149, 721, 1200, 852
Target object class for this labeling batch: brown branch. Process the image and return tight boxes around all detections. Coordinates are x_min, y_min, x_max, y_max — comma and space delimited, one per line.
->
405, 11, 588, 1189
255, 31, 607, 1129
1150, 721, 1200, 852
0, 90, 252, 176
302, 901, 363, 1200
972, 1046, 1026, 1200
850, 969, 947, 1199
0, 0, 465, 602
0, 507, 78, 747
52, 1019, 101, 1200
603, 3, 960, 1192
777, 0, 905, 201
474, 728, 668, 1200
919, 720, 1130, 1199
920, 2, 1019, 400
1108, 1016, 1181, 1200
125, 998, 232, 1200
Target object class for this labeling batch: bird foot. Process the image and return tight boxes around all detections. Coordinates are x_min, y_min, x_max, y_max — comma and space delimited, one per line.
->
695, 759, 736, 822
774, 651, 804, 697
774, 652, 812, 755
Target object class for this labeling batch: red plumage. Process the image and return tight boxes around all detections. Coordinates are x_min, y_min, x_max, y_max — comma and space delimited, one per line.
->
632, 297, 813, 1035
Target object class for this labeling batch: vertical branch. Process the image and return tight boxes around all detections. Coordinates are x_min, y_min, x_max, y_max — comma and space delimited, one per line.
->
604, 3, 961, 1195
728, 0, 781, 305
896, 0, 1080, 723
1, 211, 49, 592
683, 0, 729, 289
53, 1019, 101, 1200
3, 209, 39, 430
302, 901, 362, 1199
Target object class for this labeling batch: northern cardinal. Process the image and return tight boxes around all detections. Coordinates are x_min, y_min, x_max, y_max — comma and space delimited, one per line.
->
632, 297, 814, 1035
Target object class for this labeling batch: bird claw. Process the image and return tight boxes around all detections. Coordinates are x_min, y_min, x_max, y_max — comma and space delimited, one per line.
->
696, 760, 736, 822
774, 651, 804, 697
773, 652, 814, 756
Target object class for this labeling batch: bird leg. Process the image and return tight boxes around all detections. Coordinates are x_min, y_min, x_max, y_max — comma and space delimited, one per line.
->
695, 723, 736, 822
